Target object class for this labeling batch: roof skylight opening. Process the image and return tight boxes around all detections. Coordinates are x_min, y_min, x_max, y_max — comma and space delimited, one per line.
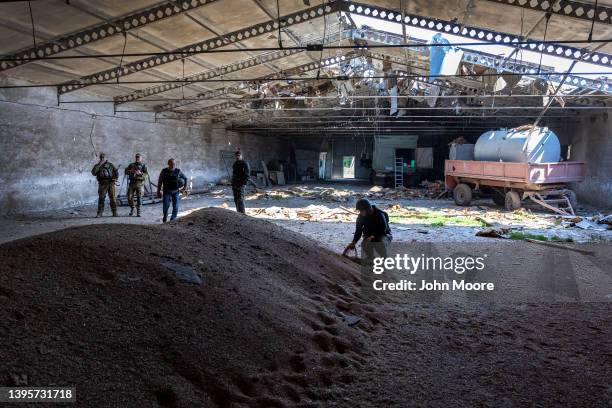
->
345, 12, 610, 89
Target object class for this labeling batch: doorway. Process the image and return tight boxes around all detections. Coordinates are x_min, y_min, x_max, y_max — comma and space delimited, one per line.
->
395, 148, 415, 172
342, 155, 355, 179
319, 152, 327, 179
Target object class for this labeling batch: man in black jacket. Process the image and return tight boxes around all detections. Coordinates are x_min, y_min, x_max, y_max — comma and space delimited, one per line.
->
231, 150, 250, 214
343, 198, 392, 260
156, 158, 187, 223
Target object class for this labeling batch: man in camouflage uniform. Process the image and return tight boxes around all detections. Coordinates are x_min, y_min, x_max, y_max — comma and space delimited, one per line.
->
124, 153, 148, 217
91, 153, 119, 217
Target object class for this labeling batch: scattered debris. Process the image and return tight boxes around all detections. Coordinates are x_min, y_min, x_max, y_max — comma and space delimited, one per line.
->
249, 205, 357, 222
522, 238, 595, 255
475, 227, 511, 238
448, 136, 469, 145
556, 213, 611, 230
597, 214, 612, 226
474, 216, 493, 227
575, 219, 603, 230
340, 313, 362, 327
387, 204, 487, 227
248, 183, 447, 202
419, 180, 445, 196
203, 185, 611, 244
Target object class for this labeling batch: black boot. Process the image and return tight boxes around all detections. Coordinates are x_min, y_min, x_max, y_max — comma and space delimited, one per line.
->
129, 208, 134, 216
136, 207, 141, 217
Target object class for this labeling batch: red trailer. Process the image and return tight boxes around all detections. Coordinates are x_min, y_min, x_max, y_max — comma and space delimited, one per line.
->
444, 160, 586, 215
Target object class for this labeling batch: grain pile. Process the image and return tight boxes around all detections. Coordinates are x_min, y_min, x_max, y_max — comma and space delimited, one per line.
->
2, 208, 610, 408
0, 208, 379, 407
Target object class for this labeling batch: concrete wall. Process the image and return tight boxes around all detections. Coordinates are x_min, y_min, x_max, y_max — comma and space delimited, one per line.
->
558, 112, 612, 208
0, 78, 286, 214
330, 137, 373, 180
290, 136, 374, 180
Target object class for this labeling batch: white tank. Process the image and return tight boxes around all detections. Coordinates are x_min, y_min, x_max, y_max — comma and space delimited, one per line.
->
473, 126, 561, 163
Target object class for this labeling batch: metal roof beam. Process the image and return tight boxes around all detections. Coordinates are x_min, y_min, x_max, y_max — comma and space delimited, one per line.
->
482, 0, 612, 25
345, 1, 612, 68
160, 76, 332, 119
114, 26, 347, 106
0, 0, 220, 72
54, 0, 612, 96
57, 1, 339, 95
355, 27, 611, 93
114, 48, 303, 105
152, 51, 366, 113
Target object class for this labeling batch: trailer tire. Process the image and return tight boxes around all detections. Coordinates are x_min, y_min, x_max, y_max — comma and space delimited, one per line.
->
565, 190, 578, 211
453, 183, 472, 206
505, 191, 521, 211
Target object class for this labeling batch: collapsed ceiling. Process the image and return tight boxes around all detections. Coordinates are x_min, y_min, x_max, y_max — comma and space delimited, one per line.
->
1, 0, 611, 136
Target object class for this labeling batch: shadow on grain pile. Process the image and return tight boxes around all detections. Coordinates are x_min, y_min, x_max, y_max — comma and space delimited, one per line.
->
0, 208, 384, 407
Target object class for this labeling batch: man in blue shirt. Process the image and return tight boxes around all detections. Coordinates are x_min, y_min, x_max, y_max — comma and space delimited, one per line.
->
156, 158, 187, 223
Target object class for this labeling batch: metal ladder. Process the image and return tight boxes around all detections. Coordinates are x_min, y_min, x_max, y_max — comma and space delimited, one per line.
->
394, 157, 404, 189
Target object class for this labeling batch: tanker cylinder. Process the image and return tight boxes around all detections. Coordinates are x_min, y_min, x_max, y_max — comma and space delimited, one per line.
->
473, 126, 561, 163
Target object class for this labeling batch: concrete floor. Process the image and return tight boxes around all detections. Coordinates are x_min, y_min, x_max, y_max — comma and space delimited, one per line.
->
2, 183, 611, 252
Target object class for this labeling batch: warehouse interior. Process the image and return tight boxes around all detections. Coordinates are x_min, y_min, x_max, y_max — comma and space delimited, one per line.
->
1, 1, 611, 407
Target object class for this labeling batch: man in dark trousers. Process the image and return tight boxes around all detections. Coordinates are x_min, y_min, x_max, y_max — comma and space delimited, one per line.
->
343, 198, 392, 260
231, 150, 250, 214
156, 158, 187, 223
91, 152, 119, 218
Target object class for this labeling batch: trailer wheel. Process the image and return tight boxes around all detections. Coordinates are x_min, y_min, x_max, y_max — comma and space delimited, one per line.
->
565, 190, 578, 210
492, 189, 506, 206
453, 183, 472, 206
505, 190, 521, 211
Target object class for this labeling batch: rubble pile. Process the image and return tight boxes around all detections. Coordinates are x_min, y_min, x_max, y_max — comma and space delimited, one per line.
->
247, 205, 356, 222
556, 213, 612, 230
248, 183, 448, 203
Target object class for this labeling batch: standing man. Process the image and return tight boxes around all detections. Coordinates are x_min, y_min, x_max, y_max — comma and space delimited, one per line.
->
125, 153, 148, 217
343, 198, 392, 260
231, 150, 250, 214
156, 158, 187, 223
91, 153, 119, 217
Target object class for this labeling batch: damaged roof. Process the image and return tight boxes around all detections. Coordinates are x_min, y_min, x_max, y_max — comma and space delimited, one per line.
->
1, 0, 610, 134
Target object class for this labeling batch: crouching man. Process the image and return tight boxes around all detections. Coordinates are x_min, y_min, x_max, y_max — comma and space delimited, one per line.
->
343, 198, 392, 260
156, 158, 187, 223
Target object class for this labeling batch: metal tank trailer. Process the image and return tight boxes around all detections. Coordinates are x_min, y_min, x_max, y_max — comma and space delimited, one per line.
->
444, 125, 586, 215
